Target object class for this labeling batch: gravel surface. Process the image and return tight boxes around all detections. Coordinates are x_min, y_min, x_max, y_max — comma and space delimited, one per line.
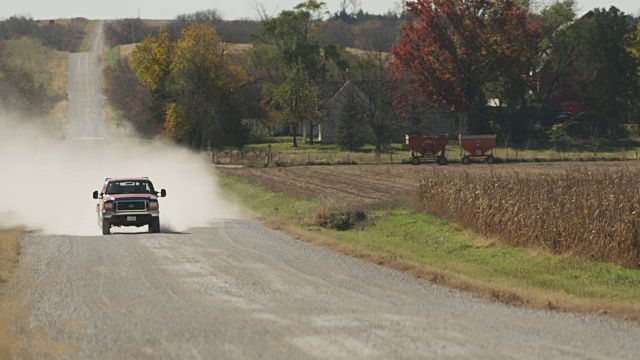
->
4, 220, 639, 359
66, 21, 107, 140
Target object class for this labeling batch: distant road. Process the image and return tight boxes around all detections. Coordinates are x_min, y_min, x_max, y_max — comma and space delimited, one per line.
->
66, 20, 107, 140
2, 19, 640, 360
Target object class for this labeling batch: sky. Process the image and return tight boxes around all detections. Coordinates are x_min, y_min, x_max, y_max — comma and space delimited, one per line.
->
0, 0, 638, 20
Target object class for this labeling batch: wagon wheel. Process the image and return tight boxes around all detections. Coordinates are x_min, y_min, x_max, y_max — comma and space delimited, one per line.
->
410, 156, 420, 165
461, 156, 471, 165
486, 155, 496, 164
437, 156, 448, 165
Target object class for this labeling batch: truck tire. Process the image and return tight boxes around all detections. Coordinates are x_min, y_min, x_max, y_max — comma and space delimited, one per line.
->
410, 157, 420, 165
461, 156, 471, 165
150, 218, 160, 233
102, 220, 111, 235
437, 156, 448, 165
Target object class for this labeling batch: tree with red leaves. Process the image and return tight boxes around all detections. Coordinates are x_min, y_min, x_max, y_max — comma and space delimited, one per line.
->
390, 0, 539, 114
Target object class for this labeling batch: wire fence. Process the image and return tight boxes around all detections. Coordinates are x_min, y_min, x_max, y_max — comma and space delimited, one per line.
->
207, 139, 640, 166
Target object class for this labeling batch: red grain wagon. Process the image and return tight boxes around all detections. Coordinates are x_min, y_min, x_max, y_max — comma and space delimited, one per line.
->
405, 134, 449, 165
458, 134, 497, 164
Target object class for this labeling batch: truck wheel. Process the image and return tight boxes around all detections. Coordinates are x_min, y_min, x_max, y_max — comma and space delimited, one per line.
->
102, 220, 111, 235
437, 156, 448, 165
486, 155, 496, 164
461, 156, 471, 165
149, 218, 160, 233
410, 157, 420, 165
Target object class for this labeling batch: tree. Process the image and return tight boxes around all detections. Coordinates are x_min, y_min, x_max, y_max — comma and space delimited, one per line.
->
573, 7, 640, 134
129, 28, 173, 136
252, 1, 341, 145
131, 24, 249, 149
534, 0, 580, 117
350, 52, 399, 152
336, 84, 368, 150
270, 60, 320, 147
104, 19, 154, 47
130, 29, 173, 93
631, 22, 640, 70
166, 9, 223, 40
0, 16, 41, 40
103, 59, 155, 136
252, 0, 327, 81
390, 0, 540, 114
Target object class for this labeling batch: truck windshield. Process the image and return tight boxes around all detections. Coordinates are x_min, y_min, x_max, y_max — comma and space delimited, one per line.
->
106, 181, 155, 195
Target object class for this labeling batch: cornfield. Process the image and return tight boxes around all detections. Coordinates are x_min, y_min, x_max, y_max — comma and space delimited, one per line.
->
418, 168, 640, 268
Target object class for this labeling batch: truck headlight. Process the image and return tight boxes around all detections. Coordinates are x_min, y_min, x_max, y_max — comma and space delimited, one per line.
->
104, 202, 114, 211
148, 201, 159, 210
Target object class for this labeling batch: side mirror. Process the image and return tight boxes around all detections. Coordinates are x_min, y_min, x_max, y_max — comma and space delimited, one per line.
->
93, 191, 99, 199
160, 189, 167, 197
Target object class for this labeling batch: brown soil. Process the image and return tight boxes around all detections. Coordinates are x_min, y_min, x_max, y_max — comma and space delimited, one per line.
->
219, 161, 640, 207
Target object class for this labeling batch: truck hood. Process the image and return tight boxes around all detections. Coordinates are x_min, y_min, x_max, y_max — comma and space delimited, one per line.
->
103, 194, 158, 202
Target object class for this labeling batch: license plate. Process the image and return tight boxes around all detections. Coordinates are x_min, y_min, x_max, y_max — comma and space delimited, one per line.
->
127, 216, 136, 222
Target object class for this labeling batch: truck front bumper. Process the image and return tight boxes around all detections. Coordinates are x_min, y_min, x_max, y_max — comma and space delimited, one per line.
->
102, 211, 159, 227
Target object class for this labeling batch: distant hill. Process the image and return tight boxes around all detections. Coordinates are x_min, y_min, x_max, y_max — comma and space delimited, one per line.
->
103, 16, 403, 53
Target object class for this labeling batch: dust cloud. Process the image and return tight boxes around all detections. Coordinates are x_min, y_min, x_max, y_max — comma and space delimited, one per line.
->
0, 113, 240, 236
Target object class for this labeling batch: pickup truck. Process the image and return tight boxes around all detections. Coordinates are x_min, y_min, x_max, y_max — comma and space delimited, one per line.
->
93, 177, 166, 235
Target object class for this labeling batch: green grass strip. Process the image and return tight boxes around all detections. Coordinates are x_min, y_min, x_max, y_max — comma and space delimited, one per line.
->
103, 47, 120, 68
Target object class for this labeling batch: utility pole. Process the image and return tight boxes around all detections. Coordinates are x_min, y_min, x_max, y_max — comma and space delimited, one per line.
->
132, 9, 140, 44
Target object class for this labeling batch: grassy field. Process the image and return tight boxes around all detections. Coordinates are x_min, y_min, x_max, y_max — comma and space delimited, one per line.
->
2, 40, 69, 97
143, 19, 173, 27
217, 168, 640, 320
2, 39, 70, 124
102, 44, 137, 67
103, 47, 120, 67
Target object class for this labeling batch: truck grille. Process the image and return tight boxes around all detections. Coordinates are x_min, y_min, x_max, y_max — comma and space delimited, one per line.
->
116, 201, 147, 211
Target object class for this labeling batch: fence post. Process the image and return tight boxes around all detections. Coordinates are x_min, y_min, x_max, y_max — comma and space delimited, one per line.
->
265, 144, 271, 165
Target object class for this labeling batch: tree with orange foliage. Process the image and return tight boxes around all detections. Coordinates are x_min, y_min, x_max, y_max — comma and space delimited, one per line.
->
131, 25, 249, 149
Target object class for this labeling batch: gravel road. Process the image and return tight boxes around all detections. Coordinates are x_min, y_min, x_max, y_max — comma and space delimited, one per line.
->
66, 21, 107, 140
2, 19, 640, 360
7, 220, 640, 359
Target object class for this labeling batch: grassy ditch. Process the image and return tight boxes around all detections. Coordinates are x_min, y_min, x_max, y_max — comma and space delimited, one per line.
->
1, 39, 70, 125
217, 169, 640, 320
0, 227, 24, 358
80, 20, 97, 52
0, 228, 23, 284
